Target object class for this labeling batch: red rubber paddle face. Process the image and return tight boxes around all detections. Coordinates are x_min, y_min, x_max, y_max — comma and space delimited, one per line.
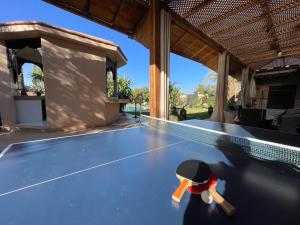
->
176, 160, 211, 184
187, 175, 218, 194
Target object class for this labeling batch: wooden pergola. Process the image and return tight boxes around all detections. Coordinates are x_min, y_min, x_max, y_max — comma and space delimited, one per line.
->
43, 0, 300, 120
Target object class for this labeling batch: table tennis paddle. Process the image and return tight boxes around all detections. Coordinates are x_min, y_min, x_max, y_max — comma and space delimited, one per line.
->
172, 160, 211, 203
172, 160, 236, 216
187, 174, 218, 194
188, 177, 236, 216
208, 182, 236, 216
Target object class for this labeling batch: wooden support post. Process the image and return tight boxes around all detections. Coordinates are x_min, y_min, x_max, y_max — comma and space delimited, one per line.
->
149, 0, 161, 117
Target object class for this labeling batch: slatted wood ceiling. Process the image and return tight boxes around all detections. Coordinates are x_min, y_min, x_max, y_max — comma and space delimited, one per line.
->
43, 0, 300, 72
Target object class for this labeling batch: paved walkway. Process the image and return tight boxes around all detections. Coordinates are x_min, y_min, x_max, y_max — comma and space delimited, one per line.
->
0, 113, 139, 152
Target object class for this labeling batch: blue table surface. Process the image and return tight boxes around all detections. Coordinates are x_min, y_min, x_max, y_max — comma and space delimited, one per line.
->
0, 125, 299, 225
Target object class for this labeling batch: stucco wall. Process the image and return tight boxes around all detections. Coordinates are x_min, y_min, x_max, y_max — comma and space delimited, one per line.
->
0, 41, 16, 127
41, 36, 120, 129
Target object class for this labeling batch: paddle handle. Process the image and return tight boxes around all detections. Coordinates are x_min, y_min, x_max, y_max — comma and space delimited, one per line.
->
172, 179, 190, 203
208, 187, 236, 216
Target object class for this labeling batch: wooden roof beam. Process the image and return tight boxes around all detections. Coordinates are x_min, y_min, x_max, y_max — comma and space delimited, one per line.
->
284, 50, 300, 57
221, 25, 296, 46
112, 0, 124, 24
245, 56, 278, 64
43, 0, 134, 35
281, 39, 300, 50
163, 4, 224, 52
228, 25, 299, 54
230, 39, 274, 53
240, 50, 278, 58
163, 8, 247, 69
161, 7, 248, 68
249, 58, 277, 69
200, 0, 261, 28
221, 23, 299, 54
171, 33, 187, 49
236, 48, 276, 58
200, 48, 218, 62
191, 45, 208, 58
229, 37, 272, 52
204, 54, 218, 67
182, 0, 214, 18
244, 49, 300, 64
210, 14, 266, 38
85, 0, 91, 14
210, 1, 300, 38
273, 13, 300, 26
260, 1, 280, 52
164, 0, 173, 5
225, 22, 299, 51
283, 46, 300, 54
135, 0, 149, 7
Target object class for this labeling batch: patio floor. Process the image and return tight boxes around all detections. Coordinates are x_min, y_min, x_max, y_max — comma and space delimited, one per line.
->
0, 113, 139, 152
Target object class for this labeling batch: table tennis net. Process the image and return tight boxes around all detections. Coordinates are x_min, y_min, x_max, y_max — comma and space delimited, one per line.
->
140, 115, 300, 169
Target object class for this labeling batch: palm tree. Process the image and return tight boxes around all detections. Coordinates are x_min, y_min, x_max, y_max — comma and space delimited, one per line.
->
204, 70, 217, 85
30, 66, 45, 96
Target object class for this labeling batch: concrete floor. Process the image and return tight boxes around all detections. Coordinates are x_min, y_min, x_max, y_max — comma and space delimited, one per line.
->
0, 113, 139, 152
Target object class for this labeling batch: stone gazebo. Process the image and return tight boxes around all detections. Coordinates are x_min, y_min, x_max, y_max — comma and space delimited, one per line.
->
0, 21, 128, 130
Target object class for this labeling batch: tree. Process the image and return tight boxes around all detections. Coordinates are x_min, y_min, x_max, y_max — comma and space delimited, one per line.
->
106, 71, 114, 97
204, 70, 217, 84
130, 87, 149, 117
204, 70, 240, 107
30, 66, 45, 96
194, 83, 216, 108
107, 75, 132, 112
117, 76, 132, 99
195, 84, 216, 96
195, 84, 206, 95
169, 82, 184, 108
186, 93, 199, 107
107, 74, 132, 99
206, 84, 216, 96
31, 66, 44, 81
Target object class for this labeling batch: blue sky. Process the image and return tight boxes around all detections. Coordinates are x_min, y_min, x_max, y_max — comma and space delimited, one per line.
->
1, 0, 211, 94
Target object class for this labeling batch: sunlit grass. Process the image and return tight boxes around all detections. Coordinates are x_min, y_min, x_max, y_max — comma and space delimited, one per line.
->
126, 106, 209, 120
186, 107, 210, 120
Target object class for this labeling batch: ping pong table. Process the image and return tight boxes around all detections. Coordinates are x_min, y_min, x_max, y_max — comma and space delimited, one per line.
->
0, 115, 299, 225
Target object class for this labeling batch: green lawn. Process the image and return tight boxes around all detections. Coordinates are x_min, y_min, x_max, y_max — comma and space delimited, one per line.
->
185, 107, 210, 120
126, 107, 209, 120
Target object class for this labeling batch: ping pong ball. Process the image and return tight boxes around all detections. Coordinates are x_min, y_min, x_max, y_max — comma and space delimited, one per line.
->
201, 190, 213, 204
